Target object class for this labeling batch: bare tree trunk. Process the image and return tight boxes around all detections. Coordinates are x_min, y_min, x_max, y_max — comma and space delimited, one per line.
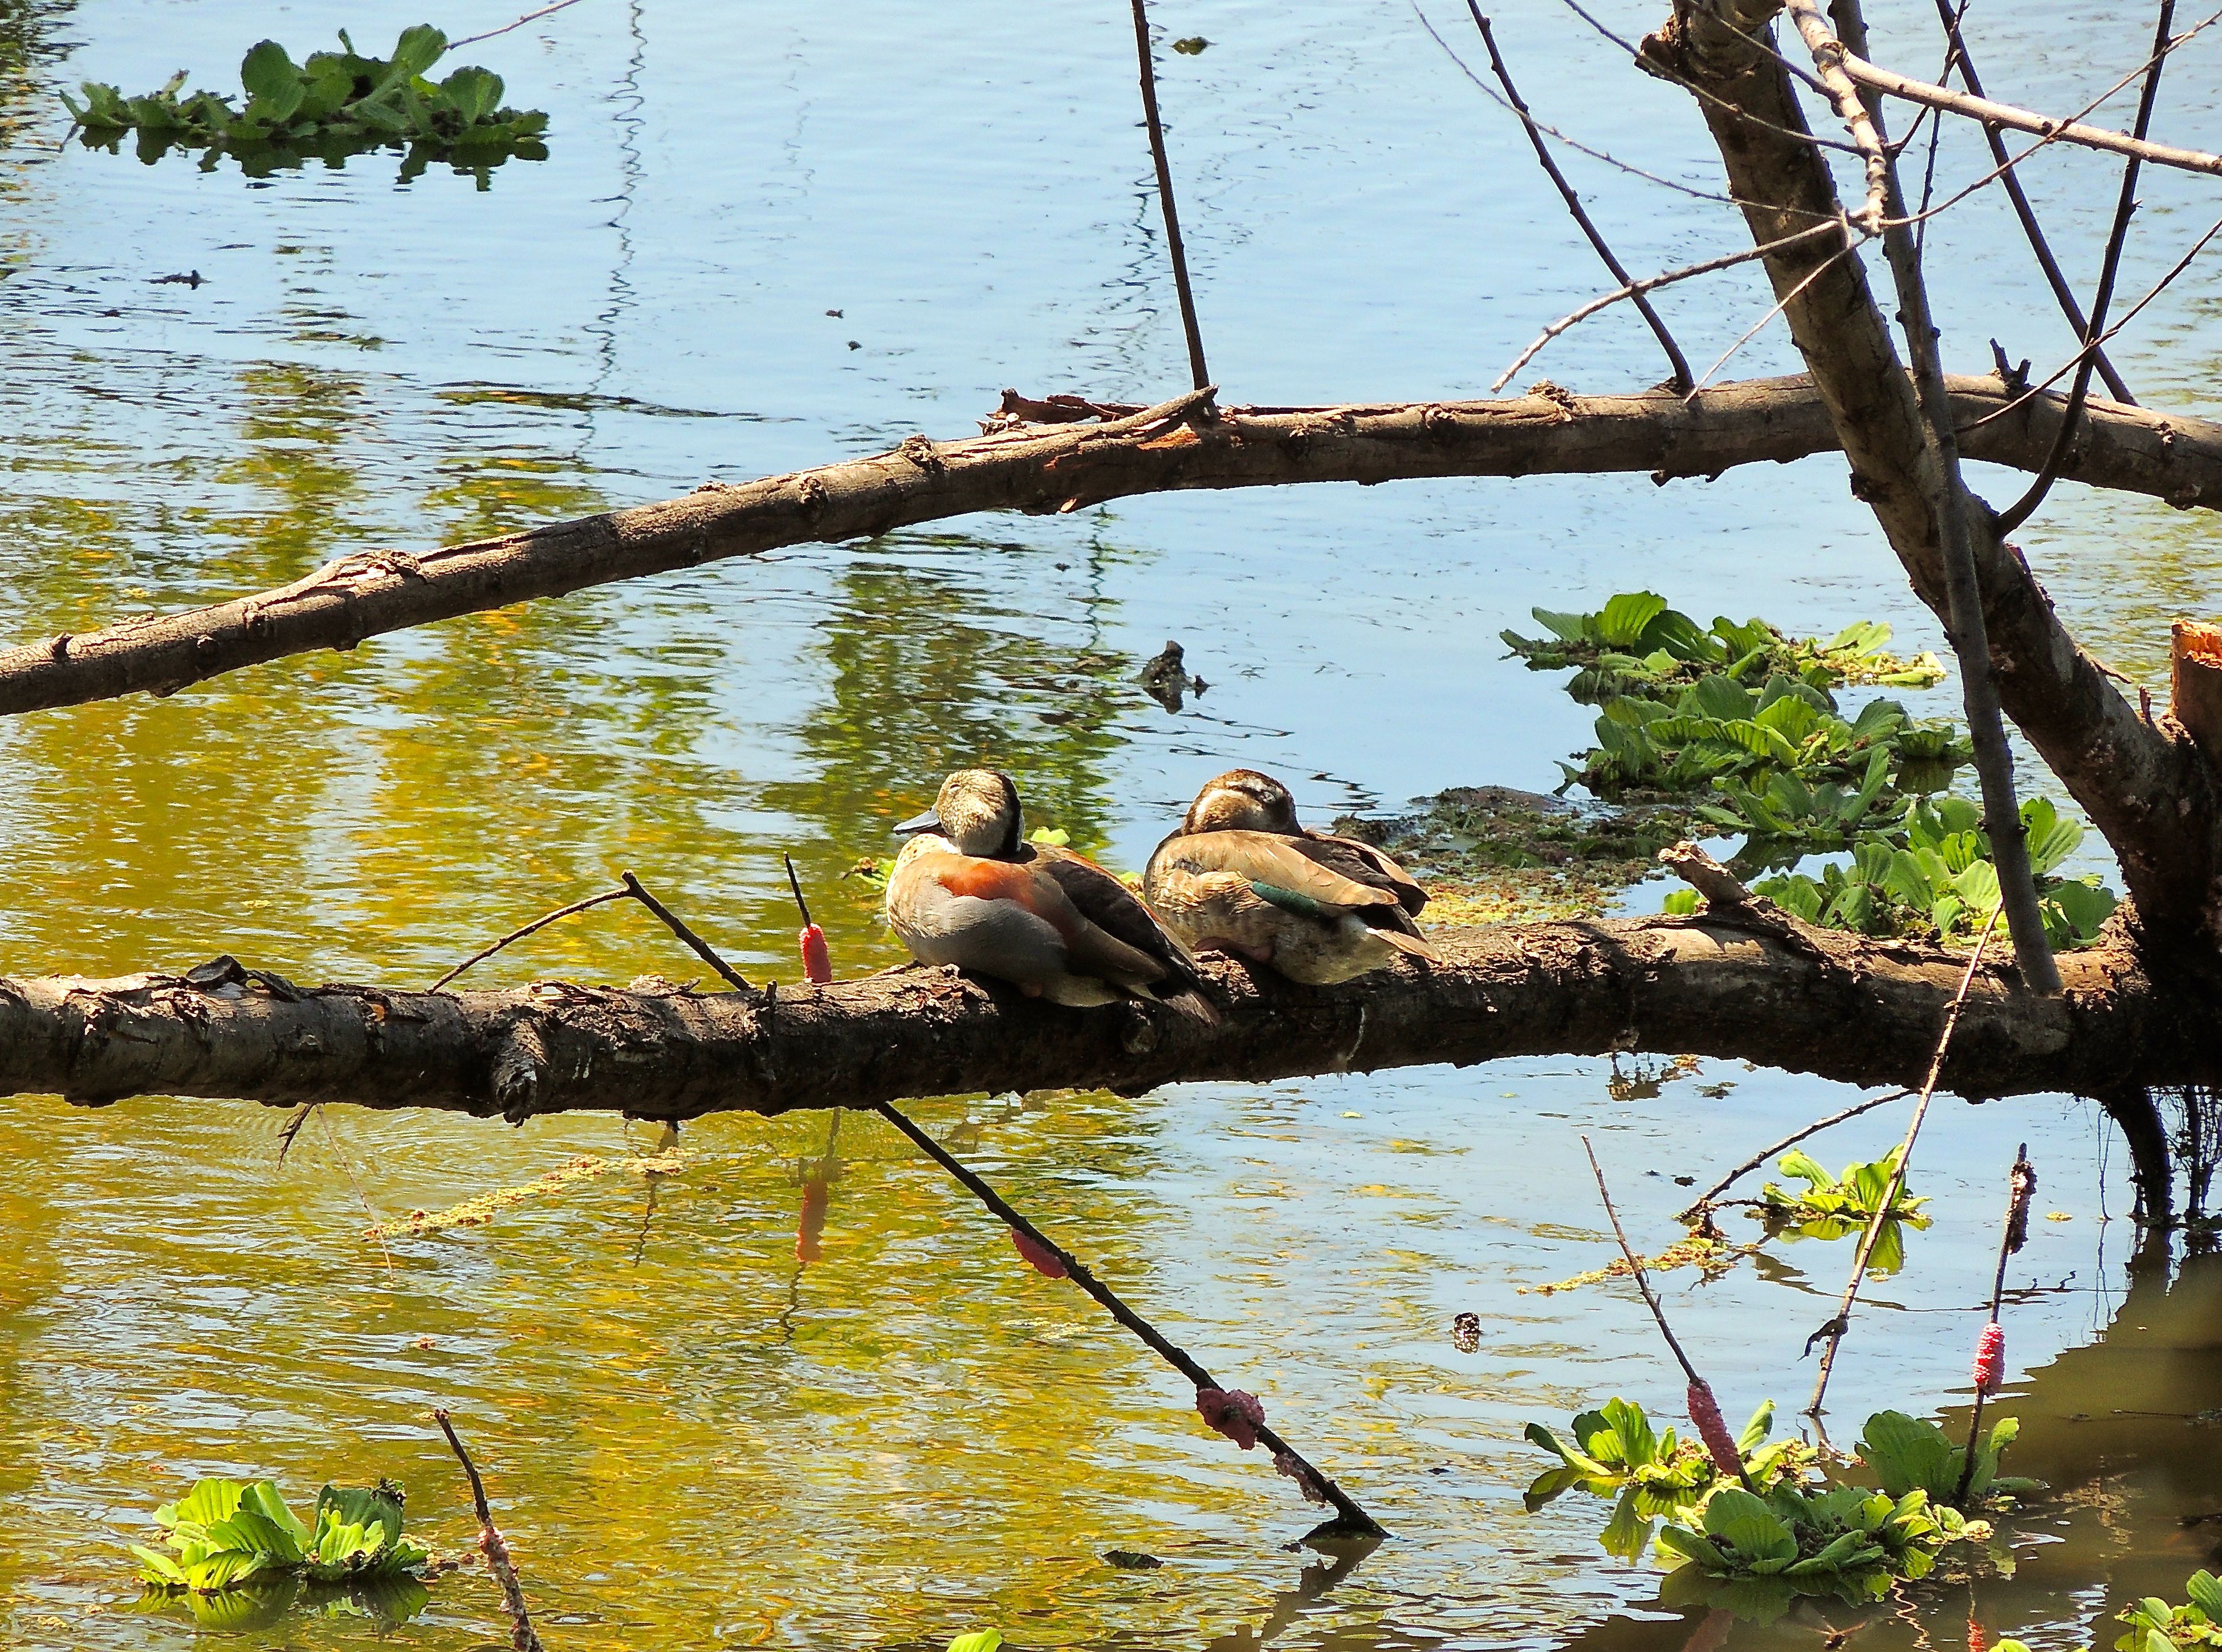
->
3, 918, 2211, 1120
0, 377, 2215, 717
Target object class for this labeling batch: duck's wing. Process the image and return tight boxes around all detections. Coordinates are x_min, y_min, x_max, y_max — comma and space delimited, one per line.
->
1036, 847, 1217, 1019
1160, 831, 1404, 917
1294, 832, 1430, 919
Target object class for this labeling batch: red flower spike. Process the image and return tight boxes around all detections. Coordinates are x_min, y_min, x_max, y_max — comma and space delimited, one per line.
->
799, 924, 832, 984
1195, 1386, 1265, 1451
1009, 1227, 1068, 1279
1972, 1321, 2005, 1394
1687, 1379, 1743, 1479
796, 1180, 829, 1264
1968, 1620, 1990, 1652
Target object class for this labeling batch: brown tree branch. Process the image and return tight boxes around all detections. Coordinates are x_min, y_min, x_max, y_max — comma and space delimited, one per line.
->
1642, 0, 2222, 949
1129, 0, 1210, 390
1783, 0, 1890, 230
6, 376, 2219, 721
3, 918, 2213, 1118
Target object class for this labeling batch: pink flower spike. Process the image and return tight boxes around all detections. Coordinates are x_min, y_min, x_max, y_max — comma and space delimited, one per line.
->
799, 924, 832, 984
1687, 1378, 1743, 1480
1009, 1227, 1068, 1279
1972, 1321, 2005, 1394
1272, 1448, 1329, 1504
1195, 1386, 1265, 1450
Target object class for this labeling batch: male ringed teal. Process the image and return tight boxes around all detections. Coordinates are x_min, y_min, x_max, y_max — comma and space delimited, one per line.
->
885, 769, 1217, 1021
1143, 768, 1438, 985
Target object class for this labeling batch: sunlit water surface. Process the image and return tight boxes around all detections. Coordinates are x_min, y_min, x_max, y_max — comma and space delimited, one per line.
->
2, 1, 2220, 1648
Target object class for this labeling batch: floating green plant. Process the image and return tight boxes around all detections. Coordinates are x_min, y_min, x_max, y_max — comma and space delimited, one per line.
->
1755, 1146, 1931, 1274
1523, 1397, 2034, 1602
1502, 593, 1944, 703
130, 1476, 428, 1596
2110, 1570, 2222, 1652
61, 26, 548, 183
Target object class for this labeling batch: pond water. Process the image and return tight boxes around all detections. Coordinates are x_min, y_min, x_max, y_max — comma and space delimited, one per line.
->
2, 0, 2220, 1647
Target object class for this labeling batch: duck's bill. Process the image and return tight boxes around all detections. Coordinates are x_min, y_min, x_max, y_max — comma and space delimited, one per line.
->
893, 809, 943, 837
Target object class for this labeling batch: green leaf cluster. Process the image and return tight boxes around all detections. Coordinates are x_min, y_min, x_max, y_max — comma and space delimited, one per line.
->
130, 1477, 427, 1595
60, 27, 548, 181
1756, 1146, 1931, 1274
1504, 595, 1945, 703
1524, 1398, 2028, 1601
1657, 1479, 1980, 1610
1855, 1410, 2040, 1511
1524, 1398, 1812, 1561
1754, 795, 2118, 947
2114, 1570, 2222, 1652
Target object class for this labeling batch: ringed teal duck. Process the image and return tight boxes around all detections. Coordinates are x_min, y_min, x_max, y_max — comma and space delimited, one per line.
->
1142, 768, 1438, 984
886, 769, 1217, 1021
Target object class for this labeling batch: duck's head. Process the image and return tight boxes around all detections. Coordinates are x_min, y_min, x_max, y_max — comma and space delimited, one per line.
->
1183, 768, 1301, 835
896, 768, 1024, 858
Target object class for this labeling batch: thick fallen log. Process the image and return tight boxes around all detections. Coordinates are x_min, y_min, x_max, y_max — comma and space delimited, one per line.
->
2, 916, 2210, 1120
2, 375, 2218, 718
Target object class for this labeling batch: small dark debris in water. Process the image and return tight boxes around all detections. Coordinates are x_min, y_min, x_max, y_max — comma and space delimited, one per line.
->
1037, 709, 1076, 726
1055, 561, 1070, 571
153, 270, 204, 287
1172, 35, 1210, 53
825, 308, 843, 317
1673, 1175, 1696, 1186
1698, 1083, 1735, 1098
1137, 639, 1193, 711
1190, 675, 1210, 694
1103, 1549, 1162, 1569
847, 340, 861, 350
1451, 1311, 1482, 1353
1645, 1169, 1660, 1177
1427, 1464, 1452, 1475
2182, 1510, 2222, 1526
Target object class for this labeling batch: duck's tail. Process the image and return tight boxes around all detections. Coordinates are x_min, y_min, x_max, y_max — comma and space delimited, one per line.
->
1375, 927, 1440, 965
1160, 987, 1222, 1026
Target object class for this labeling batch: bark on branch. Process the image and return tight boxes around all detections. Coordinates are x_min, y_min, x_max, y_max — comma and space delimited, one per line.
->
2, 376, 2219, 719
1, 920, 2210, 1120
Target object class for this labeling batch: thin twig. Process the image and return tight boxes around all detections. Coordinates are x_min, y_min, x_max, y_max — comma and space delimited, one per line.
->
1831, 0, 2059, 994
1997, 0, 2174, 535
1581, 1137, 1756, 1491
1550, 0, 1864, 155
872, 1098, 1385, 1535
1130, 0, 1209, 392
432, 1409, 546, 1652
1686, 232, 1857, 396
1955, 1143, 2034, 1503
450, 0, 585, 49
1784, 0, 1891, 231
1491, 221, 1844, 391
1411, 6, 1772, 211
617, 871, 753, 991
1468, 5, 1691, 389
1911, 3, 1961, 263
1930, 0, 2133, 404
429, 886, 633, 992
1832, 18, 2222, 181
1805, 909, 2001, 1418
1675, 1088, 1915, 1224
1959, 206, 2222, 435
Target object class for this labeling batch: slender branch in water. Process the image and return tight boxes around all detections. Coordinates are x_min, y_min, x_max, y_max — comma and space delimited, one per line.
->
1466, 4, 1691, 389
1806, 910, 2001, 1418
432, 1408, 546, 1652
449, 0, 586, 49
428, 886, 633, 992
1956, 1143, 2035, 1503
617, 871, 754, 991
1129, 0, 1209, 391
1491, 221, 1844, 392
1675, 1088, 1915, 1224
1997, 0, 2174, 535
1581, 1136, 1756, 1491
872, 1097, 1384, 1536
1928, 0, 2134, 404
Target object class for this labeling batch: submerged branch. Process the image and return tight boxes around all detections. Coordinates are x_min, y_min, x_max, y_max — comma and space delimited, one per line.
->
1, 915, 2212, 1118
3, 377, 2220, 719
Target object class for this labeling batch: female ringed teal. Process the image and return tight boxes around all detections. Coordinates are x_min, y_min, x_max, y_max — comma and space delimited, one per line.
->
886, 769, 1216, 1021
1143, 768, 1438, 985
